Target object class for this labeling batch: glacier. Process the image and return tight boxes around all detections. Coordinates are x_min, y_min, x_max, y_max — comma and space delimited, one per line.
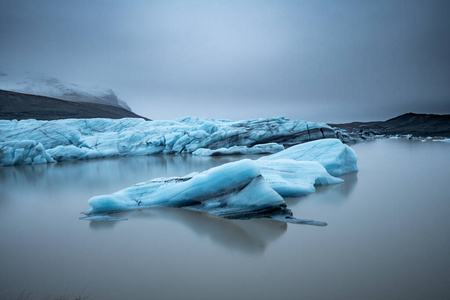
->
259, 138, 358, 176
0, 117, 336, 166
83, 159, 329, 226
0, 70, 131, 110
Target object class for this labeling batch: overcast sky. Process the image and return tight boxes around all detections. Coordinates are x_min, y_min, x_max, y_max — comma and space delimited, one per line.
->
1, 0, 449, 122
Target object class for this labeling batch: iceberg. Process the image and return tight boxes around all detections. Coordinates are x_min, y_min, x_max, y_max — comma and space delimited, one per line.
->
259, 138, 358, 176
0, 117, 336, 166
83, 159, 328, 226
82, 138, 356, 225
192, 143, 284, 156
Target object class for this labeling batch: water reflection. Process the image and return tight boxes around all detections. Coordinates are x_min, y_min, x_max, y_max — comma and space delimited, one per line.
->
314, 172, 358, 203
0, 154, 264, 192
0, 152, 350, 255
2, 139, 450, 300
0, 154, 262, 203
87, 207, 287, 254
286, 171, 358, 208
1, 154, 287, 255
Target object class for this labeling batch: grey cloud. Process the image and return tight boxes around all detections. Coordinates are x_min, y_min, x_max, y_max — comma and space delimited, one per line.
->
1, 0, 449, 123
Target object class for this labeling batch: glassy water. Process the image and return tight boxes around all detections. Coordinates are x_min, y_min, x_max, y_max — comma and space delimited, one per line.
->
0, 139, 449, 299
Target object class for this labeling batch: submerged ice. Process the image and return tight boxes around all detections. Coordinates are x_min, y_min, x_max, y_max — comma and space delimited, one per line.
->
0, 117, 336, 166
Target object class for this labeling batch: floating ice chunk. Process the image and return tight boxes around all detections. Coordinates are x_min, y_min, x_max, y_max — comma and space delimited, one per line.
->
259, 138, 358, 176
256, 159, 343, 197
0, 140, 55, 166
193, 143, 284, 156
80, 215, 127, 221
433, 138, 450, 143
83, 159, 327, 225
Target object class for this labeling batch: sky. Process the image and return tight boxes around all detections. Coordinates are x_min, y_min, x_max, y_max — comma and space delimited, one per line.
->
1, 0, 449, 123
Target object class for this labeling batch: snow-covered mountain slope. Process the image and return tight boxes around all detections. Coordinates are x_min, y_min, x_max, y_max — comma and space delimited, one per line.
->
0, 89, 147, 121
0, 117, 337, 166
0, 70, 131, 110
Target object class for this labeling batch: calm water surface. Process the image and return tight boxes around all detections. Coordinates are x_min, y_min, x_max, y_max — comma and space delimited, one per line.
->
0, 139, 449, 299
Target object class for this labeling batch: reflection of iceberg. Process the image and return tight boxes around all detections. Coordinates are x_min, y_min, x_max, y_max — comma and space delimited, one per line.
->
84, 160, 328, 225
0, 117, 335, 166
311, 172, 358, 204
87, 207, 287, 254
287, 171, 359, 210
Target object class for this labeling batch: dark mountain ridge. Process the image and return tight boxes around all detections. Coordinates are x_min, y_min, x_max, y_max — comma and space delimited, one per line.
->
0, 89, 149, 121
330, 112, 450, 138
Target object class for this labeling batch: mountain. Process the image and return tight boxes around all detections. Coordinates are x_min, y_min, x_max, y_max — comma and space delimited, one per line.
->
0, 71, 131, 110
330, 112, 450, 139
0, 89, 148, 120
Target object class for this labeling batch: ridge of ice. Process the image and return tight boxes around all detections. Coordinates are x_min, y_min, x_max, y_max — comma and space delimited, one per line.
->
193, 143, 284, 156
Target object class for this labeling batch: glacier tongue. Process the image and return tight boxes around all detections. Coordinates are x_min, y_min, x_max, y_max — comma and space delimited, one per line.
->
259, 138, 358, 176
0, 117, 336, 166
84, 159, 327, 226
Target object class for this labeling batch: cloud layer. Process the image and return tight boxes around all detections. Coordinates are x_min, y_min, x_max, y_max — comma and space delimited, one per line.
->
1, 0, 449, 122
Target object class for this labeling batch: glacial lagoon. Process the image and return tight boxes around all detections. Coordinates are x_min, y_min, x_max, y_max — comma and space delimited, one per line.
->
1, 139, 449, 299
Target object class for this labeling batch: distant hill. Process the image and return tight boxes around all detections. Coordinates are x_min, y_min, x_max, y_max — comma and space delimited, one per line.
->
330, 112, 450, 138
0, 70, 131, 110
0, 89, 149, 121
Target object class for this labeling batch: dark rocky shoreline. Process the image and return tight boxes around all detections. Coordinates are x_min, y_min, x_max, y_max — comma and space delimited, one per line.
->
330, 112, 450, 142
